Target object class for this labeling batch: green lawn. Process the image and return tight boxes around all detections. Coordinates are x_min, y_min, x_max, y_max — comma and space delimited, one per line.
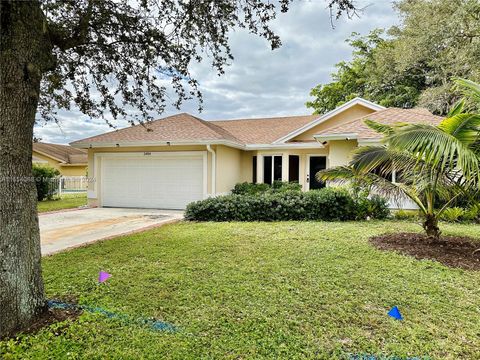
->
37, 193, 87, 213
1, 221, 479, 359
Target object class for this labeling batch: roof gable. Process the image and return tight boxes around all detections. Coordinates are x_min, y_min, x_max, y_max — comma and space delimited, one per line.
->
314, 108, 444, 141
273, 98, 385, 144
33, 142, 87, 165
287, 104, 376, 142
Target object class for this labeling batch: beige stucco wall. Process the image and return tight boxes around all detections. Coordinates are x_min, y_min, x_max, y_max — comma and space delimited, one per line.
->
291, 104, 375, 142
58, 166, 87, 176
328, 140, 358, 167
32, 151, 59, 169
240, 151, 254, 183
32, 151, 87, 176
215, 145, 244, 194
86, 145, 213, 207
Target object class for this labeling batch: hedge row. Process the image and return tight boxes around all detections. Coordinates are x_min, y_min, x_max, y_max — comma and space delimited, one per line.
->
185, 187, 389, 222
231, 181, 302, 195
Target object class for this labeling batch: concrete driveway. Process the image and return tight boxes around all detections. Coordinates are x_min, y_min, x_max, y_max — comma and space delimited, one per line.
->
39, 208, 183, 256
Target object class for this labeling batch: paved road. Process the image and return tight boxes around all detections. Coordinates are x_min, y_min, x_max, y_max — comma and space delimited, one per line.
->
39, 208, 183, 256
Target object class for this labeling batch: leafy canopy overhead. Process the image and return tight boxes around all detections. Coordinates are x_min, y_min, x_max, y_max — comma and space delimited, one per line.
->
307, 0, 480, 115
36, 0, 356, 126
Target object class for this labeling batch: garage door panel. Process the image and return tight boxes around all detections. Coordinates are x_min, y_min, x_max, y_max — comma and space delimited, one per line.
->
101, 155, 204, 209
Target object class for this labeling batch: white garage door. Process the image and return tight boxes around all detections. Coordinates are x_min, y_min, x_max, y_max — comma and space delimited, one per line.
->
101, 153, 205, 209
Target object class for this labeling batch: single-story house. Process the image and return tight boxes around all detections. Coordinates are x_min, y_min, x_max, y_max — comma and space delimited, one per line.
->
71, 98, 443, 209
33, 142, 88, 177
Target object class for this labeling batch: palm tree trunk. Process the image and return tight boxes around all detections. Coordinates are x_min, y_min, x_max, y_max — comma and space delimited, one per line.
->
423, 213, 441, 240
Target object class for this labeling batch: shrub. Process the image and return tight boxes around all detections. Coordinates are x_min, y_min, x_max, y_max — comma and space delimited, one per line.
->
271, 181, 302, 192
303, 188, 356, 221
393, 209, 420, 220
32, 164, 60, 201
354, 194, 390, 220
461, 204, 480, 222
231, 182, 270, 195
186, 187, 373, 222
231, 181, 302, 196
440, 207, 465, 222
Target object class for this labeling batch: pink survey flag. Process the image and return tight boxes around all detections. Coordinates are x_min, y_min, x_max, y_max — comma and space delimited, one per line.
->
98, 271, 111, 283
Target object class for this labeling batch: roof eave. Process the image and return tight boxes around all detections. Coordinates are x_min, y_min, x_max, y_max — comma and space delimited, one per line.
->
245, 142, 324, 150
357, 138, 382, 146
313, 133, 358, 142
59, 163, 88, 167
70, 139, 246, 150
31, 149, 67, 164
70, 139, 327, 151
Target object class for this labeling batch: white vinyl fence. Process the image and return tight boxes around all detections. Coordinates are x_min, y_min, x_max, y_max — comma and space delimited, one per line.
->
47, 177, 87, 195
58, 176, 88, 194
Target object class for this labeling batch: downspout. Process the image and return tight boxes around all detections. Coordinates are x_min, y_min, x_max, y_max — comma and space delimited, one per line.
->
206, 145, 216, 196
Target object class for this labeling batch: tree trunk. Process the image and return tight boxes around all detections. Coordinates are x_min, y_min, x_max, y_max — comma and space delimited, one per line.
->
0, 0, 53, 338
423, 213, 441, 240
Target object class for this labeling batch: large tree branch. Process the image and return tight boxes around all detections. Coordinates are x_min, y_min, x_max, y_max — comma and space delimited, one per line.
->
48, 0, 95, 50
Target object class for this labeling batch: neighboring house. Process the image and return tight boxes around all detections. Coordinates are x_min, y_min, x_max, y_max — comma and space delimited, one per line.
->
71, 98, 443, 210
33, 142, 88, 177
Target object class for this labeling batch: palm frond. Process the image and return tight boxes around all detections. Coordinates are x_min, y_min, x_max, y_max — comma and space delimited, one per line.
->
350, 145, 422, 177
318, 164, 427, 213
364, 119, 394, 136
390, 182, 427, 214
454, 78, 480, 104
387, 123, 480, 181
447, 99, 465, 117
438, 113, 480, 145
350, 146, 391, 173
316, 166, 358, 182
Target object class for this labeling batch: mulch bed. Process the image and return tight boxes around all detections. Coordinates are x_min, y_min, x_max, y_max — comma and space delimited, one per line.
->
370, 232, 480, 270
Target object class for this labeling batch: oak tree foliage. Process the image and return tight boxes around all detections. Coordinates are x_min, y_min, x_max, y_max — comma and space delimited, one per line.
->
31, 0, 357, 125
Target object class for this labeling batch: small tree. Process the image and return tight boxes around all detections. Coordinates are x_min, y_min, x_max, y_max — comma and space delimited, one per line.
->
318, 79, 480, 239
32, 164, 60, 201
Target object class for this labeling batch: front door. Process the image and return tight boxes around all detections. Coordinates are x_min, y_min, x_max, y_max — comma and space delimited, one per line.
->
308, 156, 326, 190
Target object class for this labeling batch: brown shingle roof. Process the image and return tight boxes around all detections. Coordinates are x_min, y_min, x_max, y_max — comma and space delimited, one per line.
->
315, 108, 444, 140
72, 113, 318, 146
71, 113, 243, 145
211, 115, 318, 144
71, 108, 442, 147
33, 142, 87, 165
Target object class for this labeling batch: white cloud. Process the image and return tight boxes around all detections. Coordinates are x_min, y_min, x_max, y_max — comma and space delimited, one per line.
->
34, 0, 398, 144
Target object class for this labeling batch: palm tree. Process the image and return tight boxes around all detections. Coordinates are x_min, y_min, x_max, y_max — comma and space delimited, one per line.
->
318, 79, 480, 239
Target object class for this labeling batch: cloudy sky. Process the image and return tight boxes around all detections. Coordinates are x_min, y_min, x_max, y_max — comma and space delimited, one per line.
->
35, 0, 399, 145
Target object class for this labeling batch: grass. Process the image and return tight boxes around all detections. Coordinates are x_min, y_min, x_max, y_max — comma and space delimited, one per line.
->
1, 221, 479, 359
37, 193, 87, 213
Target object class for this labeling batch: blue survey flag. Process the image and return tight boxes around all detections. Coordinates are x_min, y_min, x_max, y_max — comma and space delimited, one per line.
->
388, 306, 403, 320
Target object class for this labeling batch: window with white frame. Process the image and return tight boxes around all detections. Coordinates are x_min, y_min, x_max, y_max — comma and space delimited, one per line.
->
263, 155, 282, 185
